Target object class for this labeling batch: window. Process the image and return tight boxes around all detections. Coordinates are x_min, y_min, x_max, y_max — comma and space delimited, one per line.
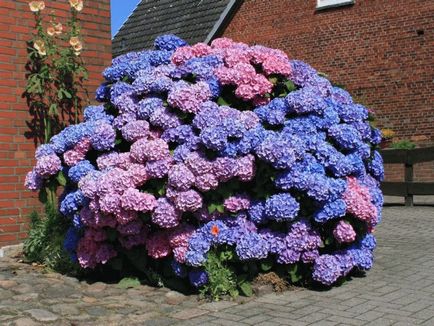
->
316, 0, 354, 10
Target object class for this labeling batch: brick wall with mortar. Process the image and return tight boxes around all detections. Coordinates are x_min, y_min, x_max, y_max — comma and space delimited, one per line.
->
222, 0, 434, 182
0, 0, 112, 246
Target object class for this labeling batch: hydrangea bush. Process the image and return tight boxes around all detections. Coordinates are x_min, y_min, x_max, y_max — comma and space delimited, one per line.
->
25, 35, 384, 294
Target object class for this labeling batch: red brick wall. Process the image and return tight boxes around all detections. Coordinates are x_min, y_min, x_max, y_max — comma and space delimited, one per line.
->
0, 0, 112, 246
384, 162, 434, 182
222, 0, 434, 146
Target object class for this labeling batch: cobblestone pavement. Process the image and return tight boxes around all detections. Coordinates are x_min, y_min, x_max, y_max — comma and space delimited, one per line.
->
1, 206, 434, 326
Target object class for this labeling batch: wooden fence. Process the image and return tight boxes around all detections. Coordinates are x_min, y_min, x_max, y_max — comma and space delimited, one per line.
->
380, 147, 434, 206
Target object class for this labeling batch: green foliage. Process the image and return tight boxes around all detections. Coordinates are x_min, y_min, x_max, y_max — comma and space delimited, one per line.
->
287, 264, 303, 283
23, 204, 79, 275
237, 274, 253, 297
390, 140, 416, 150
117, 277, 141, 289
201, 249, 239, 300
25, 5, 88, 145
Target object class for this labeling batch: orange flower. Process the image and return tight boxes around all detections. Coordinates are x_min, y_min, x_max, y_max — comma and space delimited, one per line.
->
211, 225, 219, 236
34, 39, 46, 56
47, 26, 55, 36
69, 0, 83, 12
29, 1, 45, 12
54, 23, 63, 35
69, 36, 80, 46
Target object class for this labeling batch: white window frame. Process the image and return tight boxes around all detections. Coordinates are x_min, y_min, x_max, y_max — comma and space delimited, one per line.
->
317, 0, 355, 10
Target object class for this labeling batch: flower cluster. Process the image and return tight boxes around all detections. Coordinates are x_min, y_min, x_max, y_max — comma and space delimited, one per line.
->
26, 35, 383, 289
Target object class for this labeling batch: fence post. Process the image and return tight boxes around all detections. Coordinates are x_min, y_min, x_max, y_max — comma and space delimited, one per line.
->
404, 151, 413, 206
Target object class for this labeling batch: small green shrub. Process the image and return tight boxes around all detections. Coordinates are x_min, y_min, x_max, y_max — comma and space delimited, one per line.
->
24, 203, 79, 274
200, 249, 239, 300
390, 140, 416, 150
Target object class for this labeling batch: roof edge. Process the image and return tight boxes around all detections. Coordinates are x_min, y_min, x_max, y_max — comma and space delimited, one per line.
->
112, 0, 142, 40
204, 0, 243, 44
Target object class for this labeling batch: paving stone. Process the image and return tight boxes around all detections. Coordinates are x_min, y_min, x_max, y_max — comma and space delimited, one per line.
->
199, 300, 238, 312
171, 308, 209, 320
0, 315, 16, 322
50, 303, 80, 315
209, 311, 246, 321
25, 309, 59, 322
86, 282, 107, 292
0, 280, 17, 289
209, 320, 248, 326
11, 317, 39, 326
269, 317, 308, 326
165, 291, 186, 305
240, 314, 271, 325
142, 317, 178, 326
12, 293, 39, 302
84, 306, 109, 316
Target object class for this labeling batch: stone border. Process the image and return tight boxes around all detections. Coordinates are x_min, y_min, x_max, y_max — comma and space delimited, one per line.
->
0, 243, 23, 259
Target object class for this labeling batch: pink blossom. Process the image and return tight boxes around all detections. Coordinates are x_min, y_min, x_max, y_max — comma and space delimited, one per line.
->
151, 197, 181, 228
168, 224, 195, 248
121, 188, 157, 212
333, 220, 356, 243
173, 189, 203, 212
64, 150, 85, 166
173, 246, 188, 263
195, 173, 219, 192
343, 177, 377, 222
114, 208, 138, 225
127, 163, 149, 186
35, 154, 61, 177
224, 194, 251, 213
99, 193, 121, 214
146, 231, 171, 259
130, 138, 169, 163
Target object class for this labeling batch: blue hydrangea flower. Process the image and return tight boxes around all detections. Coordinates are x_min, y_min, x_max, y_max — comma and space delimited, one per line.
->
188, 269, 208, 287
312, 255, 342, 286
264, 193, 300, 221
367, 151, 384, 182
60, 190, 87, 217
360, 234, 376, 250
64, 227, 80, 261
314, 199, 347, 223
154, 34, 188, 51
235, 233, 269, 260
68, 160, 95, 183
171, 260, 187, 278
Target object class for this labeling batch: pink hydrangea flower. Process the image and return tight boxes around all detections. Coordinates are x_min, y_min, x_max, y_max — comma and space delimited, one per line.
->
168, 164, 195, 191
151, 197, 181, 228
99, 193, 121, 214
64, 150, 85, 166
235, 154, 256, 181
121, 120, 150, 142
146, 231, 171, 259
195, 173, 219, 192
127, 163, 149, 186
224, 194, 251, 213
167, 81, 212, 114
168, 224, 195, 248
35, 154, 61, 177
333, 220, 356, 243
173, 189, 203, 212
173, 246, 188, 263
25, 170, 43, 191
343, 177, 377, 222
130, 138, 169, 163
185, 152, 213, 176
121, 188, 157, 212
